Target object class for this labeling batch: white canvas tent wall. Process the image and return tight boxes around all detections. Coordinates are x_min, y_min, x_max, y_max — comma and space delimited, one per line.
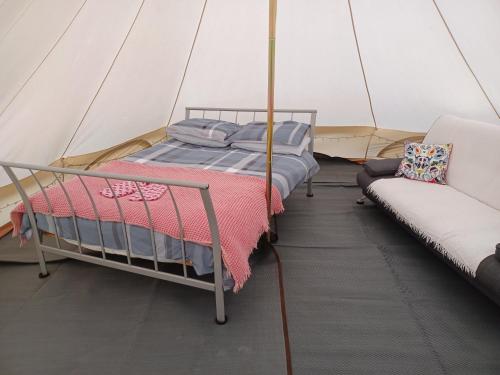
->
0, 0, 499, 226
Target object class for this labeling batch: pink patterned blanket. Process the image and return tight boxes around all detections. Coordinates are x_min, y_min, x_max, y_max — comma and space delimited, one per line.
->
11, 161, 284, 291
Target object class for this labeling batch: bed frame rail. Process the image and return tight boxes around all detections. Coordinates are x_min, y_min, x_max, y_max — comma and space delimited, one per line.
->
0, 161, 227, 324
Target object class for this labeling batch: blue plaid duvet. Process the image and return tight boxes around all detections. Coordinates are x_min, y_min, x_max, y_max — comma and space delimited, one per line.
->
125, 139, 319, 199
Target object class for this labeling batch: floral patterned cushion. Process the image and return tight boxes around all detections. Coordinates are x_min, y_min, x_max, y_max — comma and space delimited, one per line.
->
396, 142, 453, 184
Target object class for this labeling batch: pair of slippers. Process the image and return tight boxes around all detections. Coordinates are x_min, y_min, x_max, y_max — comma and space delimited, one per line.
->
100, 181, 168, 201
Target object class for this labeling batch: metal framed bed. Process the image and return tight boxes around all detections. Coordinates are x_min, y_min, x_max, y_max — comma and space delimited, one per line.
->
1, 107, 317, 324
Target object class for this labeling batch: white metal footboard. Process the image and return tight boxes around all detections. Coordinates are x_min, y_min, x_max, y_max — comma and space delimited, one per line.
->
1, 161, 227, 324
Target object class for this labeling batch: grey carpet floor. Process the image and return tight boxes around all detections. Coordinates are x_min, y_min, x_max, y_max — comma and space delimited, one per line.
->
0, 235, 66, 263
0, 158, 499, 374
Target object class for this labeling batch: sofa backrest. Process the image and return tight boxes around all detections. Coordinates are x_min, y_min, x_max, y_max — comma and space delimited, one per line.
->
424, 115, 500, 210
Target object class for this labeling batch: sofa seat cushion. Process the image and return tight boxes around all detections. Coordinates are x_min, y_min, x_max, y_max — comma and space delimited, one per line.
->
367, 177, 500, 276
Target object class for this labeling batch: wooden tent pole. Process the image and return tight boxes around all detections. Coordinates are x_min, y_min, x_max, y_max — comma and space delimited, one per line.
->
266, 0, 277, 242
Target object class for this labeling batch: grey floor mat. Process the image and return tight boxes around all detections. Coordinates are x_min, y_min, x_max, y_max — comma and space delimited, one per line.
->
279, 186, 366, 248
277, 245, 443, 375
0, 251, 285, 375
312, 155, 362, 184
276, 181, 500, 375
0, 158, 499, 374
0, 234, 66, 263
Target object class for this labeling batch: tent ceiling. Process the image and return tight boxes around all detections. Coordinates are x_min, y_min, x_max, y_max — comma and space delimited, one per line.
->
351, 0, 499, 131
435, 0, 500, 117
0, 0, 142, 180
0, 0, 86, 115
274, 0, 375, 127
0, 0, 499, 187
0, 0, 33, 41
65, 0, 206, 157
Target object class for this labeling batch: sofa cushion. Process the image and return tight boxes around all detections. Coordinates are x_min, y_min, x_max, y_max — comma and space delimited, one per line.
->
424, 115, 500, 210
367, 177, 500, 276
357, 170, 397, 193
395, 142, 452, 184
364, 158, 402, 177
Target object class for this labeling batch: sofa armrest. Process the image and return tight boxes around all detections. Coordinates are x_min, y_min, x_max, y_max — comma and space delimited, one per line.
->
364, 158, 403, 177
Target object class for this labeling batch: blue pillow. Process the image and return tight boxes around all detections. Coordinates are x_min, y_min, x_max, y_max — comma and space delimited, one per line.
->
230, 121, 309, 146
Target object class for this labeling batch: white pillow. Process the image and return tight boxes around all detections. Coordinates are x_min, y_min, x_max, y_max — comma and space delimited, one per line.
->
231, 136, 311, 156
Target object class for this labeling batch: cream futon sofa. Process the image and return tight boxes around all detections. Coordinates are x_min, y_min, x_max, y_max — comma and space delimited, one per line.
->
357, 115, 500, 305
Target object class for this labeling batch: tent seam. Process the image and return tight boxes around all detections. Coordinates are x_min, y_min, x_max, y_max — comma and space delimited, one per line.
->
431, 0, 500, 120
0, 0, 36, 44
0, 0, 88, 119
164, 0, 208, 131
347, 0, 377, 160
347, 0, 377, 130
60, 0, 147, 160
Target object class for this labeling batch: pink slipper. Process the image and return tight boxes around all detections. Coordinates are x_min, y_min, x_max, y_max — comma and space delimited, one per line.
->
128, 183, 168, 201
100, 181, 149, 198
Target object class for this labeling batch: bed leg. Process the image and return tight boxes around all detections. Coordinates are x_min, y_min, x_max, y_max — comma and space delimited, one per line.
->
214, 283, 227, 325
213, 247, 227, 325
306, 177, 313, 197
3, 165, 50, 278
200, 189, 227, 325
36, 230, 49, 278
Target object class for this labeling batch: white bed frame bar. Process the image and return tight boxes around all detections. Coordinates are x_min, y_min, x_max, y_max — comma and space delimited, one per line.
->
1, 107, 317, 324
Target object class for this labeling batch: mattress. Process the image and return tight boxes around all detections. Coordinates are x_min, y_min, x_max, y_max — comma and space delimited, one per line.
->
21, 140, 320, 286
125, 139, 319, 199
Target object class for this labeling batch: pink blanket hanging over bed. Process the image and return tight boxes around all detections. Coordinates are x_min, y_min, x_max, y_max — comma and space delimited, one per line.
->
11, 161, 284, 291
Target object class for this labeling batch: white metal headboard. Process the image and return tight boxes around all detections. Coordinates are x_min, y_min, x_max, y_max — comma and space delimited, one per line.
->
184, 107, 317, 156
